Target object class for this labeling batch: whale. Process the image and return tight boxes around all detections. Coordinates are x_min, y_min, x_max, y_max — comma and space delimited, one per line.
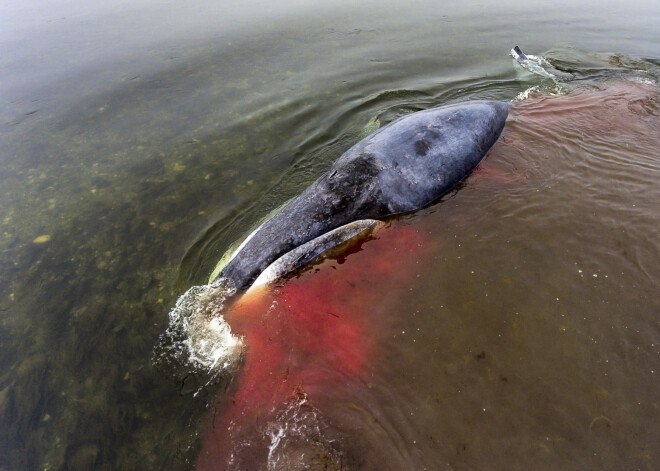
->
215, 100, 509, 292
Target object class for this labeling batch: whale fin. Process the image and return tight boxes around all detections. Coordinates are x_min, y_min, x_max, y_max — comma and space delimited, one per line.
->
249, 219, 382, 289
512, 45, 528, 62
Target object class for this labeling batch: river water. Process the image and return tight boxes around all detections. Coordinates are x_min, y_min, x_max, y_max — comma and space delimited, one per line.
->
1, 1, 659, 470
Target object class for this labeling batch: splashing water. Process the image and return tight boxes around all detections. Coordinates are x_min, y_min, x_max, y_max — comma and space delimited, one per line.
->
510, 47, 569, 99
222, 389, 345, 471
265, 390, 344, 471
152, 277, 244, 392
511, 48, 557, 79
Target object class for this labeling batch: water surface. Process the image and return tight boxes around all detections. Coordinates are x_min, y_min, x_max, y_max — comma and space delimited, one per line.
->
1, 0, 659, 469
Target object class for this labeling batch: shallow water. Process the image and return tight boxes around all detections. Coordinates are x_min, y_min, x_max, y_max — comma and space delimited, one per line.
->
1, 0, 660, 470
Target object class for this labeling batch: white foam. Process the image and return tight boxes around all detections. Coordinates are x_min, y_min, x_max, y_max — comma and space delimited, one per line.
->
511, 48, 557, 80
265, 392, 343, 471
154, 277, 244, 391
630, 76, 657, 85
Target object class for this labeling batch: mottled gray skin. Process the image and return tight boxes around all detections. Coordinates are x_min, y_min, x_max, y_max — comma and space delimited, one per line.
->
221, 100, 509, 291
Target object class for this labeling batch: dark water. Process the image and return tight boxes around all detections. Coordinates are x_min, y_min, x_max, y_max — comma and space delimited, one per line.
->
1, 0, 659, 470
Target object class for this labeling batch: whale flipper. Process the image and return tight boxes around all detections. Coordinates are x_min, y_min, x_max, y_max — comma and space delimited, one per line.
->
512, 45, 528, 61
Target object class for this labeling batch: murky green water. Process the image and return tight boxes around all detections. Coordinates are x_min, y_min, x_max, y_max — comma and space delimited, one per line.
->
1, 0, 659, 469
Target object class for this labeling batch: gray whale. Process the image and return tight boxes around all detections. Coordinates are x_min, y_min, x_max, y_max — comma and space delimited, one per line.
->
218, 100, 509, 291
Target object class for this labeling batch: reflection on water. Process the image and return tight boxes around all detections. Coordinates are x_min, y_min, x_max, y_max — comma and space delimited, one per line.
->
1, 0, 660, 468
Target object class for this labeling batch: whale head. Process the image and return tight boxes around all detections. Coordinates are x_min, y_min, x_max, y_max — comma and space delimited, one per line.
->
218, 100, 509, 292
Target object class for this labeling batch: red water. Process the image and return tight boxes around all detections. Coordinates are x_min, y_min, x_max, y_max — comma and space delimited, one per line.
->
196, 223, 436, 470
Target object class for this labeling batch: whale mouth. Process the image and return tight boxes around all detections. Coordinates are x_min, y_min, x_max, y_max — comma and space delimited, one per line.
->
249, 219, 382, 290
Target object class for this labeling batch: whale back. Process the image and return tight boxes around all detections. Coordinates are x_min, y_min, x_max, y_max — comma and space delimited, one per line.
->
219, 100, 509, 291
335, 100, 510, 214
